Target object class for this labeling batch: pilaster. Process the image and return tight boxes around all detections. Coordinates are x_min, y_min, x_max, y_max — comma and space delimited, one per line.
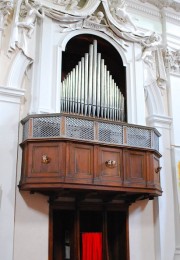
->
147, 114, 176, 260
0, 85, 24, 260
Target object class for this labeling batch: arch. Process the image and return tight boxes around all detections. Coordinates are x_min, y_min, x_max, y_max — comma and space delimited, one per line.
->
6, 50, 32, 89
58, 29, 128, 67
58, 29, 128, 121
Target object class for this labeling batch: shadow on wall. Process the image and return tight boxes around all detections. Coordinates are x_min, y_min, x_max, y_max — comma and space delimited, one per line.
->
19, 190, 49, 216
129, 199, 149, 215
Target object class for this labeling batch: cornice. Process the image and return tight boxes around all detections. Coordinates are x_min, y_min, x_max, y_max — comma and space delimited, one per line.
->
138, 0, 180, 12
161, 8, 180, 23
128, 0, 180, 26
128, 0, 161, 18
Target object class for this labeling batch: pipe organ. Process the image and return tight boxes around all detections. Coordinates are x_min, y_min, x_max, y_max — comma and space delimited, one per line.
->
61, 40, 125, 121
19, 34, 162, 260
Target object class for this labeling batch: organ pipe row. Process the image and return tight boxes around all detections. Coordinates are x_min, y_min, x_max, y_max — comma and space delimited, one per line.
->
61, 40, 125, 121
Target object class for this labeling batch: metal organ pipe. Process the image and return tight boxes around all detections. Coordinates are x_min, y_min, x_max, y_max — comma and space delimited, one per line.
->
61, 40, 125, 121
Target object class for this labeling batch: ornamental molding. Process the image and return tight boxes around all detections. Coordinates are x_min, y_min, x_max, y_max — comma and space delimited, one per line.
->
0, 85, 25, 104
164, 48, 180, 75
139, 0, 180, 12
129, 0, 180, 24
10, 0, 166, 60
146, 114, 172, 129
0, 0, 13, 30
128, 0, 161, 18
161, 8, 180, 23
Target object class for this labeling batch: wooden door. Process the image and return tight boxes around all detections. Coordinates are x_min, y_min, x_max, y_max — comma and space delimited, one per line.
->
50, 205, 129, 260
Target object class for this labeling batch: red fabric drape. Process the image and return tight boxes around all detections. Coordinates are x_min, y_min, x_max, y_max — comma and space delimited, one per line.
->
82, 232, 102, 260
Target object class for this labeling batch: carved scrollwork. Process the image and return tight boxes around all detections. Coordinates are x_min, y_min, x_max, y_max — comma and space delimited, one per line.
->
105, 160, 117, 168
53, 0, 80, 10
164, 48, 180, 74
0, 0, 13, 29
155, 166, 162, 174
42, 154, 50, 164
108, 0, 137, 31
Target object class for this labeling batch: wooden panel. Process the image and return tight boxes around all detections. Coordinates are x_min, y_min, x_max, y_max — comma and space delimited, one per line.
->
19, 140, 162, 198
27, 142, 65, 177
147, 153, 161, 189
68, 143, 94, 183
96, 146, 122, 185
123, 150, 146, 187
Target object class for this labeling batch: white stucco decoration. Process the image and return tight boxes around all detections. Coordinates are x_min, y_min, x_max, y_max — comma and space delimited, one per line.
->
0, 0, 13, 48
58, 28, 128, 65
108, 0, 137, 31
141, 32, 167, 90
8, 0, 44, 59
42, 0, 101, 16
17, 0, 44, 38
164, 48, 180, 75
140, 0, 180, 12
144, 80, 165, 116
6, 50, 32, 88
0, 0, 13, 29
7, 0, 166, 115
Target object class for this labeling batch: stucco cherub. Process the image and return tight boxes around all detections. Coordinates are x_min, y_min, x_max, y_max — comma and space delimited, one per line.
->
87, 11, 108, 25
17, 0, 44, 38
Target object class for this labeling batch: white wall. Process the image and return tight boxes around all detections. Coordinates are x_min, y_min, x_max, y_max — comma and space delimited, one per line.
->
129, 200, 156, 260
13, 191, 49, 260
0, 86, 24, 260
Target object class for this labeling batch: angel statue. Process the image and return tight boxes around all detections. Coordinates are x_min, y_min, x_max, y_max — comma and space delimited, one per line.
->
141, 32, 162, 62
109, 0, 137, 31
17, 0, 44, 38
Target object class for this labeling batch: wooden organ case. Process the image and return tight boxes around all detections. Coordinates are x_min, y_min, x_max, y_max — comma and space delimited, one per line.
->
19, 38, 162, 260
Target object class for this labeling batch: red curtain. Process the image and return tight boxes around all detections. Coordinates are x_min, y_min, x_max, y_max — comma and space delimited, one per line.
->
82, 232, 102, 260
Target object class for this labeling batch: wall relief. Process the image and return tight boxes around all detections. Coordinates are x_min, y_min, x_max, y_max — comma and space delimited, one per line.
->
164, 48, 180, 75
0, 0, 13, 47
5, 0, 168, 94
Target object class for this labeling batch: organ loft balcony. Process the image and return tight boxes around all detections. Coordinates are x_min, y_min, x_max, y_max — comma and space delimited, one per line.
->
19, 113, 162, 203
19, 37, 162, 203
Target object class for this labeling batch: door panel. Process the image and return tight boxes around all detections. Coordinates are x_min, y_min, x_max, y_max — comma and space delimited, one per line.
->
51, 208, 128, 260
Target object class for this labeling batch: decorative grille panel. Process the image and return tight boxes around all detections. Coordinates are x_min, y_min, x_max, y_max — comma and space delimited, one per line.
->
153, 132, 159, 151
33, 117, 60, 138
23, 120, 29, 141
66, 117, 94, 141
127, 127, 151, 148
98, 122, 123, 144
21, 114, 160, 152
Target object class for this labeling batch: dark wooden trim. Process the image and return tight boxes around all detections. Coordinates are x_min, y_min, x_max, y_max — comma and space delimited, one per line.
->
49, 206, 53, 260
49, 200, 129, 260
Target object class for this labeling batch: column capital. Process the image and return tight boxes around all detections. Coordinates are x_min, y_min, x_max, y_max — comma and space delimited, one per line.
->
146, 114, 172, 129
